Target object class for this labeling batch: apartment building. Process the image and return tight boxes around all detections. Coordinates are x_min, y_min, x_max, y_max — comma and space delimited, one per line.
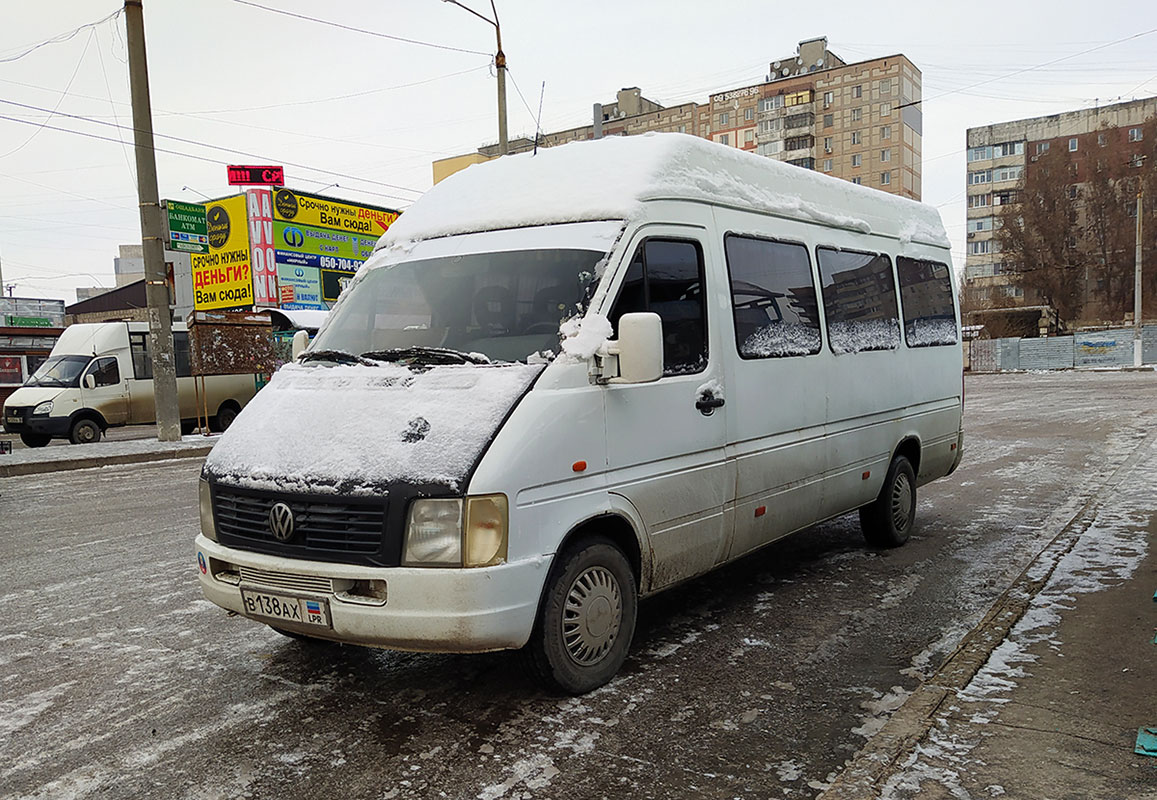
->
434, 37, 923, 200
963, 96, 1157, 322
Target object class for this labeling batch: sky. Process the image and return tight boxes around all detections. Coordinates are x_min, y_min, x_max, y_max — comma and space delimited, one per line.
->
1, 0, 1155, 304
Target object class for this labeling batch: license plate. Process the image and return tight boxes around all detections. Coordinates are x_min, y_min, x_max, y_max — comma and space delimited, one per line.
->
6, 416, 20, 425
240, 588, 331, 629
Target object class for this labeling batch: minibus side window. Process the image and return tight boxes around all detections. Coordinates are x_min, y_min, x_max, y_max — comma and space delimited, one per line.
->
723, 235, 821, 358
896, 257, 958, 347
609, 239, 707, 375
88, 357, 120, 387
816, 247, 900, 354
130, 333, 152, 379
173, 332, 192, 378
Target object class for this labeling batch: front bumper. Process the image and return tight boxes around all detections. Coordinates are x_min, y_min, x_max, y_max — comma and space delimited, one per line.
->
2, 407, 70, 437
195, 535, 547, 652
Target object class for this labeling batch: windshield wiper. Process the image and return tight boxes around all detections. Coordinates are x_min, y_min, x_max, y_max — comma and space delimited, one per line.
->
298, 349, 372, 366
359, 346, 491, 366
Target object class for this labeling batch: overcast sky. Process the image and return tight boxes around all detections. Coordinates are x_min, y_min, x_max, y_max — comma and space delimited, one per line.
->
2, 0, 1155, 303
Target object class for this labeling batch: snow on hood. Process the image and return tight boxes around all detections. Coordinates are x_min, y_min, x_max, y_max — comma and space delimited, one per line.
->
379, 133, 949, 249
203, 361, 543, 494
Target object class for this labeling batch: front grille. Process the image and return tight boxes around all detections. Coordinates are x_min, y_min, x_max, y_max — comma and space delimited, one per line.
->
213, 486, 387, 560
238, 566, 334, 594
4, 406, 28, 430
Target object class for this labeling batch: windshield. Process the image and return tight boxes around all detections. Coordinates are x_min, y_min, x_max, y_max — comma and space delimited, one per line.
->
25, 354, 90, 388
311, 248, 604, 364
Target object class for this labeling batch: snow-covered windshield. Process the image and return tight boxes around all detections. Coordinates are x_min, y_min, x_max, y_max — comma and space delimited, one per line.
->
311, 249, 603, 364
26, 355, 89, 387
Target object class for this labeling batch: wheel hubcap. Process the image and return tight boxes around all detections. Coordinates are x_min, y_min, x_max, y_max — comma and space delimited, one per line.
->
562, 566, 622, 666
891, 472, 913, 531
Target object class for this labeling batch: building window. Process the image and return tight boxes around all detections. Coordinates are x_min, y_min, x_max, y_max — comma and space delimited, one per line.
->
851, 107, 862, 122
968, 240, 991, 255
968, 146, 991, 161
968, 193, 992, 208
1068, 137, 1078, 152
880, 171, 891, 185
851, 177, 862, 185
969, 170, 991, 185
1129, 127, 1143, 142
993, 165, 1023, 182
881, 148, 891, 162
823, 158, 833, 172
969, 217, 993, 232
851, 131, 862, 145
677, 124, 686, 134
784, 135, 814, 151
881, 125, 892, 140
1130, 154, 1145, 168
1068, 184, 1078, 199
879, 78, 892, 95
1098, 133, 1107, 146
719, 111, 730, 127
852, 154, 862, 167
993, 189, 1020, 205
823, 136, 833, 151
760, 96, 784, 112
1035, 142, 1049, 155
823, 91, 833, 106
823, 113, 834, 128
745, 129, 754, 143
719, 133, 730, 146
759, 119, 781, 134
744, 107, 754, 122
880, 102, 892, 116
993, 141, 1024, 157
852, 85, 862, 98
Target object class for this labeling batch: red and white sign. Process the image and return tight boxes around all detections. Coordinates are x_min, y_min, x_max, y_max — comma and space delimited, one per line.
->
247, 189, 278, 306
228, 165, 284, 186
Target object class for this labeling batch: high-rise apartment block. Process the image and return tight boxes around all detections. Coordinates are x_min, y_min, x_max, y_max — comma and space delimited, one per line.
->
963, 97, 1157, 321
435, 37, 923, 200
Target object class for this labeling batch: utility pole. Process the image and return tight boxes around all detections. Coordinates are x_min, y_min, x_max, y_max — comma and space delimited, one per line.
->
124, 0, 180, 441
1134, 185, 1143, 367
443, 0, 507, 155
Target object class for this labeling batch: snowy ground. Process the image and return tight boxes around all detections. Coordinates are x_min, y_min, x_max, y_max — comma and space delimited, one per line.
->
1, 372, 1153, 799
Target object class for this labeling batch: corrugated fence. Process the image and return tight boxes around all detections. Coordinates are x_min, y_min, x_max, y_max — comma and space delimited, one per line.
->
968, 325, 1157, 372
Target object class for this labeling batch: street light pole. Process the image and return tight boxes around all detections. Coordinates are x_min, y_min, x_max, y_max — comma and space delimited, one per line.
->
1134, 184, 1143, 367
443, 0, 507, 155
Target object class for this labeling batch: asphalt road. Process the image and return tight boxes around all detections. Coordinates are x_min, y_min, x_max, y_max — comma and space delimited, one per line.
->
1, 372, 1154, 800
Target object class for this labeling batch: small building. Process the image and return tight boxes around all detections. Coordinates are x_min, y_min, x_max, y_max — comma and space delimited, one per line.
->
0, 297, 66, 407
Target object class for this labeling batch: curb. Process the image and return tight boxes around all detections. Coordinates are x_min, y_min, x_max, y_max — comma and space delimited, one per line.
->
816, 431, 1153, 799
0, 445, 214, 478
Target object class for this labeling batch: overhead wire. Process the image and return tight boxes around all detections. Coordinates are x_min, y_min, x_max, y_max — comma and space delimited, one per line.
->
0, 7, 120, 63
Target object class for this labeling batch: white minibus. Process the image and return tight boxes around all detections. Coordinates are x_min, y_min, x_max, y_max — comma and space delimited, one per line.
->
195, 133, 963, 694
3, 321, 257, 446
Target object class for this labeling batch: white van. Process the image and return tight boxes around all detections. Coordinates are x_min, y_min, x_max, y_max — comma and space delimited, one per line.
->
195, 134, 963, 694
3, 322, 257, 446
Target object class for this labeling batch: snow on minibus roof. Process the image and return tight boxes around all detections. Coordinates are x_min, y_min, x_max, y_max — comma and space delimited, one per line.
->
380, 132, 948, 250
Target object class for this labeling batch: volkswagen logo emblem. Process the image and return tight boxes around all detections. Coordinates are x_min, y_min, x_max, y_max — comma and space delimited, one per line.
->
268, 502, 295, 542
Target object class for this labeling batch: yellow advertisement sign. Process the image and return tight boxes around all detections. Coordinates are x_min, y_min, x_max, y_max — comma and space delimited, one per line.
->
191, 194, 254, 310
273, 188, 400, 236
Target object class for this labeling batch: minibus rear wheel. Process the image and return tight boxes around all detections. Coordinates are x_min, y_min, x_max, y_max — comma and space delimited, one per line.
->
524, 537, 638, 695
859, 455, 916, 548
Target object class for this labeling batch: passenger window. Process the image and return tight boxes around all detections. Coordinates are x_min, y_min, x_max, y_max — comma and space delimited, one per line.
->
173, 332, 192, 377
816, 248, 900, 354
724, 235, 821, 358
88, 357, 120, 387
896, 257, 958, 347
609, 239, 707, 375
130, 333, 151, 379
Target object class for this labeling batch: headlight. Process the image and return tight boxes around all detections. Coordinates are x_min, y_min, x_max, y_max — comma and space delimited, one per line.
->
32, 400, 53, 416
465, 495, 508, 567
403, 495, 509, 567
199, 479, 218, 542
403, 499, 463, 565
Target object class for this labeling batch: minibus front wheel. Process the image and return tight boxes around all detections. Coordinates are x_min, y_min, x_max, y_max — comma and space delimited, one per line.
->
859, 455, 916, 548
524, 536, 638, 695
20, 432, 50, 448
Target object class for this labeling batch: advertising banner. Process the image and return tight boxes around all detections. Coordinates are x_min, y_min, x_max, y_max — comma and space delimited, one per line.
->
276, 263, 323, 309
247, 189, 277, 306
165, 200, 209, 254
273, 220, 377, 268
273, 189, 400, 237
321, 268, 356, 303
191, 194, 254, 310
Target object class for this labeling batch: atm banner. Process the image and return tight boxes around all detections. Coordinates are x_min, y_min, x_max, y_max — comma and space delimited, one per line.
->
273, 189, 400, 236
191, 194, 253, 310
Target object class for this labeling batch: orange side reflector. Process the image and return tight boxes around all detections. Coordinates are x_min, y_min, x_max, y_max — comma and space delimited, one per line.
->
572, 461, 587, 472
755, 506, 766, 517
951, 443, 957, 451
862, 471, 871, 480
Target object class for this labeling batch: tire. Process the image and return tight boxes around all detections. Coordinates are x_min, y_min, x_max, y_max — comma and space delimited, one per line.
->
20, 432, 51, 448
859, 455, 916, 548
523, 537, 637, 695
210, 404, 238, 433
69, 418, 102, 445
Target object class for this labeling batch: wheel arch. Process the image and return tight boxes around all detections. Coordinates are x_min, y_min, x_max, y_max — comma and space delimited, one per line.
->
893, 435, 922, 477
69, 407, 108, 431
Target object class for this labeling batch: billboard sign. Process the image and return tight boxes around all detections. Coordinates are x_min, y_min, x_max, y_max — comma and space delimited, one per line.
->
165, 200, 209, 254
273, 221, 377, 269
228, 165, 285, 186
191, 194, 254, 310
247, 189, 277, 306
276, 263, 323, 309
273, 189, 400, 236
321, 268, 356, 303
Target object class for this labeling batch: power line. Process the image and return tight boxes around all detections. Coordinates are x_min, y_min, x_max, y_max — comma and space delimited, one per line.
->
231, 0, 490, 57
0, 7, 120, 63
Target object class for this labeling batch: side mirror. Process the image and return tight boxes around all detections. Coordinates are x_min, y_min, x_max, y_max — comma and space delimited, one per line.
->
83, 374, 96, 390
291, 329, 310, 361
610, 312, 663, 383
